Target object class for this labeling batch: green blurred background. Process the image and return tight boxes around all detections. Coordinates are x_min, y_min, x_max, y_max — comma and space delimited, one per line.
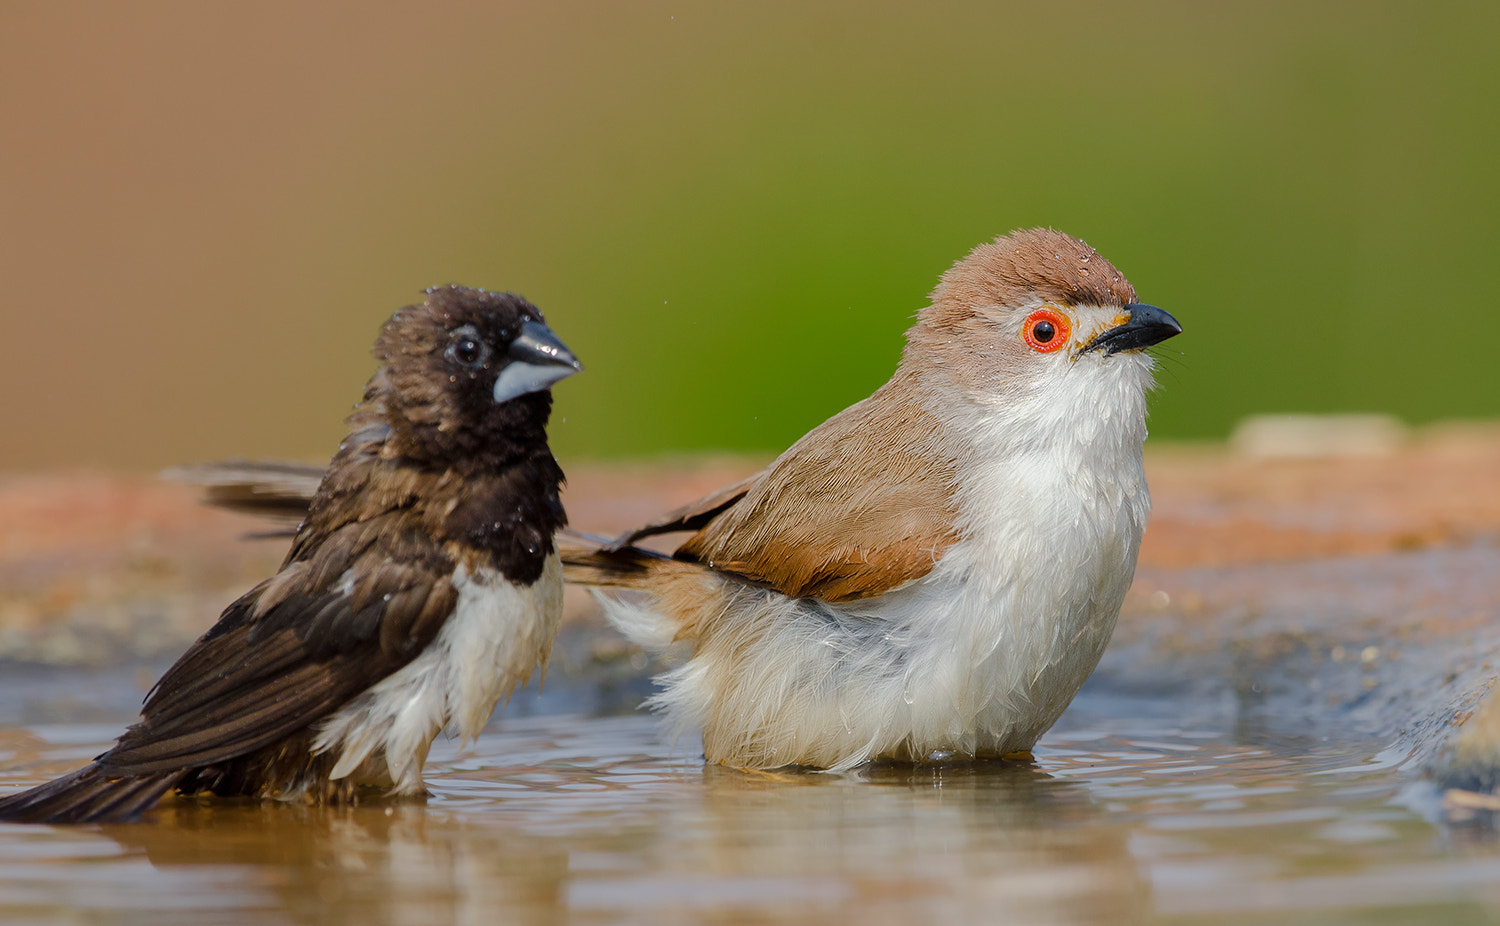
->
2, 1, 1496, 471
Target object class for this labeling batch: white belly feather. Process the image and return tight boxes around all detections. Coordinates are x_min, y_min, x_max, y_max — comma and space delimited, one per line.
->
313, 552, 563, 793
607, 469, 1145, 770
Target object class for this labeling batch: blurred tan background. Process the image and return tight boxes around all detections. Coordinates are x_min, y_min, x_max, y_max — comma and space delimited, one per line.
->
3, 1, 1497, 472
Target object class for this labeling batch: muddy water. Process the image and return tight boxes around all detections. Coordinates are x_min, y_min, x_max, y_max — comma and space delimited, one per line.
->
1, 671, 1497, 925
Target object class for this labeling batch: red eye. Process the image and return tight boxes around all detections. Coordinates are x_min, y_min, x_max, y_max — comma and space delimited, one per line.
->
1022, 308, 1071, 353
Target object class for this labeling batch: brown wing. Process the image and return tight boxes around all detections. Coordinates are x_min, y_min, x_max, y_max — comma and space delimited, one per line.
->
99, 517, 456, 775
669, 376, 961, 602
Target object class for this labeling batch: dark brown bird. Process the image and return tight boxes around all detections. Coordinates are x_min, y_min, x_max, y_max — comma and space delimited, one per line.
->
0, 286, 581, 823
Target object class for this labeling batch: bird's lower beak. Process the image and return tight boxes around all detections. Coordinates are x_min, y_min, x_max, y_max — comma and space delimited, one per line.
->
1081, 304, 1182, 356
493, 320, 584, 403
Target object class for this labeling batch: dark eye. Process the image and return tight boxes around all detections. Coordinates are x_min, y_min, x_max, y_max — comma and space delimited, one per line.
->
445, 325, 490, 367
453, 337, 482, 364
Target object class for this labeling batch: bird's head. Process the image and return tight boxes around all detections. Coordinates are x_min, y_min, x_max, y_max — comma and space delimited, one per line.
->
371, 286, 582, 467
908, 228, 1181, 418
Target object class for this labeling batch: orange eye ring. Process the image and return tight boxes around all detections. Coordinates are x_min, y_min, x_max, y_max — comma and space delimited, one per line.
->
1022, 308, 1071, 353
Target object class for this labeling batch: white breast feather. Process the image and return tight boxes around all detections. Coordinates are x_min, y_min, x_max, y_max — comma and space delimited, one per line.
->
314, 553, 563, 793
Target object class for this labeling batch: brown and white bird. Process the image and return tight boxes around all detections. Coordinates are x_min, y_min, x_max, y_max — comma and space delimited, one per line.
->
565, 228, 1181, 769
0, 286, 581, 823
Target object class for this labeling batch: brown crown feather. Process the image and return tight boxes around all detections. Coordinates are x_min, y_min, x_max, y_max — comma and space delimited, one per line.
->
923, 228, 1137, 328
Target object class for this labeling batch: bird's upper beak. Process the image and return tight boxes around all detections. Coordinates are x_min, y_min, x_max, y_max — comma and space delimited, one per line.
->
1080, 304, 1182, 356
492, 320, 584, 403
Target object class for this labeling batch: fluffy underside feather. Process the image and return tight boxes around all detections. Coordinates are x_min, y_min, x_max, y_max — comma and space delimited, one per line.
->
313, 556, 562, 792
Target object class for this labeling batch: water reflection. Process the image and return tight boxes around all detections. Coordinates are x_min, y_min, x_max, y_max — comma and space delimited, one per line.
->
2, 712, 1500, 924
112, 805, 570, 926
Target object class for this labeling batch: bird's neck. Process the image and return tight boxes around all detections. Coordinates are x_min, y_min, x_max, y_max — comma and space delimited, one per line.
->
297, 398, 567, 586
438, 450, 567, 586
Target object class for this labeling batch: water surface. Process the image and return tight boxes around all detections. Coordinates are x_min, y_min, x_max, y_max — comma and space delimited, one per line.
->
1, 673, 1494, 925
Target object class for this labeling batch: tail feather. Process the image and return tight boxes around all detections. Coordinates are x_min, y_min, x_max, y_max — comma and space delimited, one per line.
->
557, 530, 666, 589
163, 459, 323, 525
559, 531, 728, 650
0, 764, 187, 824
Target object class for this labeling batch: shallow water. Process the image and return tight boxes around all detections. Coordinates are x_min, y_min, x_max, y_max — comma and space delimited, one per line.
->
1, 671, 1496, 926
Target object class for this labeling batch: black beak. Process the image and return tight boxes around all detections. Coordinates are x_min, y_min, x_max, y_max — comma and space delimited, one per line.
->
1080, 304, 1182, 356
509, 319, 583, 372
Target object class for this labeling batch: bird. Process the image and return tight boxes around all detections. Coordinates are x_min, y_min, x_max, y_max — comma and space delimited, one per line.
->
0, 285, 582, 823
563, 228, 1181, 770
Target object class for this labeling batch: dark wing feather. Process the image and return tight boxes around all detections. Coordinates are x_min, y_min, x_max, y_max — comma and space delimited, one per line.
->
0, 766, 188, 824
98, 517, 457, 776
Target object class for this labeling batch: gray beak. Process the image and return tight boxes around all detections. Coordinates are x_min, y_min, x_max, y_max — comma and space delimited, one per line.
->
1080, 304, 1182, 356
492, 320, 583, 403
